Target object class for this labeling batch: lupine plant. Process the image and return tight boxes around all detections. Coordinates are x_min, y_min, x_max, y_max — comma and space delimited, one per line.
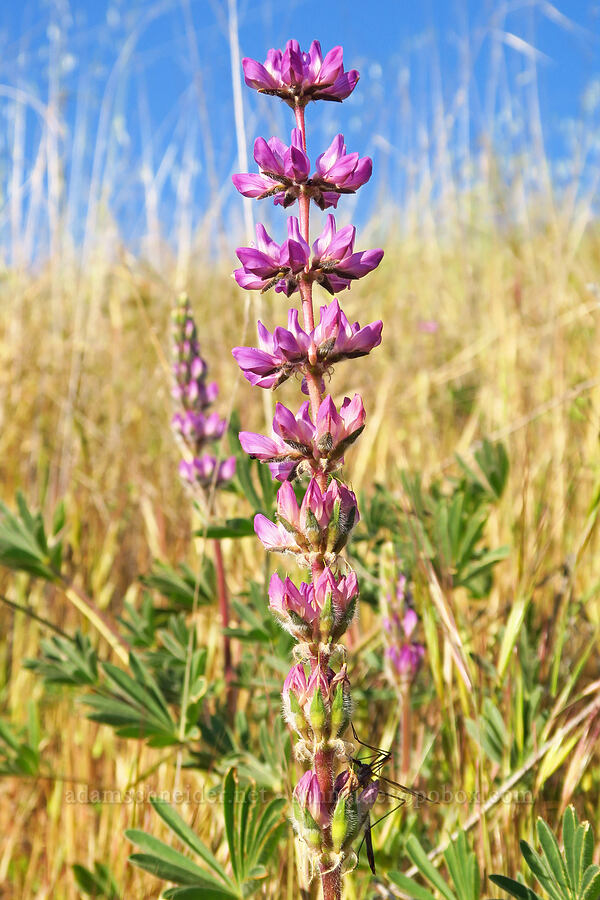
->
171, 292, 236, 495
171, 293, 237, 703
380, 546, 425, 782
232, 40, 384, 898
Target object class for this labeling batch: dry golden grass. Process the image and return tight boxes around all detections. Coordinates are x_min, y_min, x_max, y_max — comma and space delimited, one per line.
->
1, 208, 600, 897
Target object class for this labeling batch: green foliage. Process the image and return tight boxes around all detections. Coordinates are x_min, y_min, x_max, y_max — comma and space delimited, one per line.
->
118, 594, 157, 647
147, 614, 208, 711
189, 709, 290, 793
82, 614, 213, 746
401, 440, 510, 597
127, 769, 287, 898
353, 439, 509, 600
0, 702, 41, 776
389, 831, 481, 900
24, 630, 99, 687
140, 559, 216, 609
72, 861, 119, 898
84, 651, 181, 747
466, 624, 546, 772
0, 492, 64, 581
490, 807, 600, 900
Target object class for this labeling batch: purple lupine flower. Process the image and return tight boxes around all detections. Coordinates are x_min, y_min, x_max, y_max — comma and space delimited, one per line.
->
178, 455, 236, 489
313, 566, 359, 617
232, 37, 388, 893
172, 410, 226, 444
232, 129, 310, 207
382, 571, 425, 684
313, 299, 383, 361
239, 401, 313, 482
233, 130, 371, 211
294, 770, 330, 827
234, 218, 310, 295
310, 214, 384, 294
234, 216, 383, 297
387, 643, 425, 680
310, 134, 372, 206
282, 664, 310, 734
315, 394, 365, 456
232, 300, 383, 391
242, 40, 359, 108
239, 394, 366, 482
254, 478, 359, 556
283, 663, 332, 717
268, 572, 320, 637
171, 295, 235, 491
283, 663, 309, 701
252, 514, 297, 553
232, 310, 311, 389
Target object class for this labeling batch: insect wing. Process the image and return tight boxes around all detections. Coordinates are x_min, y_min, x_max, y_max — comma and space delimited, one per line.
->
379, 774, 431, 808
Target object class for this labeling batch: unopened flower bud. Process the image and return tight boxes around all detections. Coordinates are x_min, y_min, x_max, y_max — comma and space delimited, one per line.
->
282, 664, 311, 737
327, 483, 359, 554
331, 792, 358, 853
309, 681, 327, 739
293, 771, 329, 848
330, 681, 351, 738
319, 587, 334, 642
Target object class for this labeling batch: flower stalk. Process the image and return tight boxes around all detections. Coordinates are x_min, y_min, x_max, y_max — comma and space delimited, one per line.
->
232, 40, 384, 897
171, 294, 237, 710
380, 544, 425, 783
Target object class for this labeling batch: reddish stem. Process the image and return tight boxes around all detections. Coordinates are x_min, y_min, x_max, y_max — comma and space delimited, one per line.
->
214, 539, 235, 714
401, 682, 411, 783
296, 99, 342, 900
320, 864, 342, 900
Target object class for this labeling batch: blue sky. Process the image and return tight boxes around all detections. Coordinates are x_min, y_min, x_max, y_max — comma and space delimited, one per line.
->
0, 0, 599, 260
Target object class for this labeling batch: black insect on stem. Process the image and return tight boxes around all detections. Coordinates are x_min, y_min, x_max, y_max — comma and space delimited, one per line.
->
349, 722, 433, 875
350, 722, 430, 803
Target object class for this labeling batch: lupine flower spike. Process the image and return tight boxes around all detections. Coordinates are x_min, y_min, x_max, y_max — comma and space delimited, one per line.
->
380, 544, 425, 781
171, 294, 236, 494
171, 293, 237, 709
232, 41, 383, 900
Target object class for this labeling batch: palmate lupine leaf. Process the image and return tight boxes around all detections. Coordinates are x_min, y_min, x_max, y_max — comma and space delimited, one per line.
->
455, 439, 509, 502
84, 652, 179, 747
389, 831, 481, 900
465, 697, 508, 766
0, 701, 41, 776
0, 493, 63, 580
127, 827, 235, 895
490, 807, 600, 900
118, 594, 157, 647
393, 442, 509, 601
24, 630, 99, 686
72, 861, 119, 899
490, 875, 542, 900
127, 770, 286, 899
140, 559, 215, 609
